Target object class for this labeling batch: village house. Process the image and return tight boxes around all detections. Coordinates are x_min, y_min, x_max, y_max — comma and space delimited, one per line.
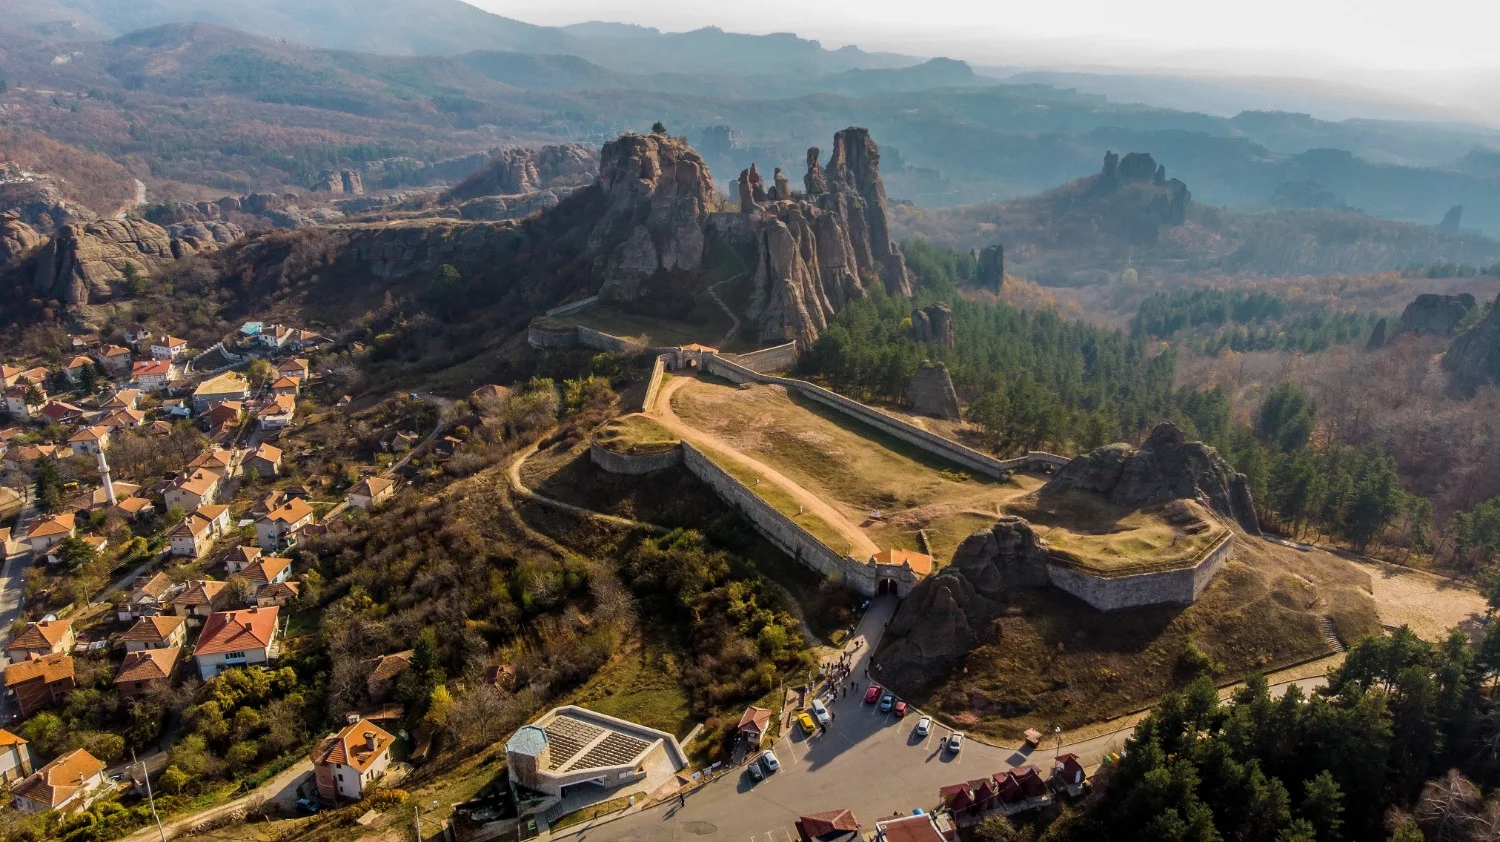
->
873, 811, 956, 842
38, 401, 85, 426
6, 620, 76, 661
99, 408, 147, 430
192, 372, 249, 414
252, 324, 295, 350
123, 324, 153, 347
25, 514, 75, 555
226, 545, 262, 575
150, 336, 190, 361
201, 401, 243, 437
256, 581, 301, 608
16, 367, 49, 387
737, 706, 773, 748
289, 329, 327, 351
165, 469, 221, 512
111, 496, 156, 522
243, 443, 282, 479
0, 730, 32, 784
188, 448, 241, 477
277, 358, 311, 382
102, 388, 141, 410
131, 360, 175, 392
192, 606, 281, 678
257, 497, 316, 551
4, 653, 76, 717
242, 555, 293, 588
114, 647, 182, 698
10, 748, 106, 814
258, 393, 296, 430
0, 365, 21, 388
3, 385, 36, 420
168, 515, 215, 558
1054, 754, 1088, 798
62, 356, 95, 385
3, 444, 58, 472
48, 534, 106, 566
347, 476, 396, 510
796, 810, 861, 842
172, 579, 230, 620
311, 717, 395, 801
270, 376, 300, 397
364, 651, 413, 701
94, 345, 134, 378
67, 425, 111, 457
196, 504, 232, 537
117, 574, 178, 622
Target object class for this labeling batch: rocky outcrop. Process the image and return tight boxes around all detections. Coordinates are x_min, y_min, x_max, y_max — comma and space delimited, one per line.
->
312, 169, 364, 195
443, 144, 598, 204
1389, 293, 1475, 341
1042, 422, 1260, 535
1443, 295, 1500, 391
0, 212, 43, 267
0, 182, 92, 234
456, 190, 567, 221
1091, 150, 1190, 240
906, 361, 961, 420
1438, 205, 1463, 233
32, 217, 243, 305
911, 302, 954, 347
880, 517, 1051, 686
593, 133, 715, 301
742, 128, 913, 345
973, 244, 1004, 290
1366, 318, 1388, 351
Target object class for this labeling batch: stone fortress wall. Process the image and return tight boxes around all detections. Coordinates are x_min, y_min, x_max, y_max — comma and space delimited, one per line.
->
588, 442, 683, 475
1045, 531, 1235, 611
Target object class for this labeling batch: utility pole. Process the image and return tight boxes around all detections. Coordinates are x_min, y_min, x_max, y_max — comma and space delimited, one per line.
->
135, 750, 167, 842
414, 803, 423, 841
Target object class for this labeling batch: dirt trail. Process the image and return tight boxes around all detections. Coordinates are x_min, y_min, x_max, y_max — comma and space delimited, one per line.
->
651, 377, 880, 558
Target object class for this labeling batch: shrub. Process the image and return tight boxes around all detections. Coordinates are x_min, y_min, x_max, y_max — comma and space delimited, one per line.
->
1177, 639, 1224, 679
363, 789, 410, 810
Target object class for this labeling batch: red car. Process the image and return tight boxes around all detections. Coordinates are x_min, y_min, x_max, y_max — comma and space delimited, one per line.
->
864, 685, 882, 704
894, 701, 908, 717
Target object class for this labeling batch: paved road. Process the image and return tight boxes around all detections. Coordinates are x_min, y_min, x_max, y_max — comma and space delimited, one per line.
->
588, 596, 1329, 842
649, 378, 879, 558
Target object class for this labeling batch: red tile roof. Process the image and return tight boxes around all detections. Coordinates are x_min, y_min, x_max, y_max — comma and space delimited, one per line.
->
120, 615, 186, 644
193, 607, 279, 656
797, 809, 859, 837
4, 652, 75, 687
9, 619, 72, 650
10, 748, 104, 809
311, 718, 395, 773
115, 647, 181, 684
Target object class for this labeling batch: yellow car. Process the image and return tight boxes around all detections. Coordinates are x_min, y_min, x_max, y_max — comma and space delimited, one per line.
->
796, 711, 818, 734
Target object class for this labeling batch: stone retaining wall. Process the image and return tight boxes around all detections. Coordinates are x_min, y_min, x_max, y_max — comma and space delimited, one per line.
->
728, 342, 798, 373
640, 355, 667, 412
589, 442, 683, 475
1045, 531, 1235, 611
545, 295, 600, 317
526, 323, 646, 354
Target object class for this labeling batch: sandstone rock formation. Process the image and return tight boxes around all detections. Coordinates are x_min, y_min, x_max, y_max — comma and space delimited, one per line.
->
312, 169, 364, 196
1389, 293, 1475, 341
32, 217, 244, 306
1443, 294, 1500, 391
0, 182, 92, 233
1366, 317, 1388, 351
880, 517, 1051, 686
592, 133, 715, 301
906, 361, 961, 420
973, 244, 1004, 290
1438, 205, 1463, 233
0, 212, 43, 267
1042, 422, 1260, 535
1091, 150, 1190, 238
443, 144, 598, 204
456, 190, 567, 221
911, 302, 955, 347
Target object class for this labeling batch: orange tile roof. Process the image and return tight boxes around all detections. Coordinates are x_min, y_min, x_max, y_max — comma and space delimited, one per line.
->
129, 571, 173, 599
189, 449, 236, 470
350, 476, 395, 498
114, 497, 154, 515
194, 607, 279, 656
311, 719, 395, 773
870, 549, 934, 576
265, 497, 315, 525
243, 555, 292, 586
195, 504, 230, 521
68, 425, 110, 443
102, 345, 132, 358
0, 729, 25, 747
120, 615, 186, 644
66, 355, 93, 370
234, 546, 262, 565
133, 360, 173, 377
9, 619, 72, 650
115, 648, 181, 684
738, 706, 773, 733
258, 581, 301, 602
173, 579, 227, 607
11, 748, 104, 809
28, 514, 77, 539
251, 443, 282, 462
367, 651, 413, 685
4, 652, 75, 687
271, 376, 299, 389
174, 470, 219, 497
170, 515, 214, 540
100, 409, 147, 427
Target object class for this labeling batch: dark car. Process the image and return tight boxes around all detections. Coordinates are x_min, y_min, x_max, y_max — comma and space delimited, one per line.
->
747, 761, 765, 782
296, 798, 322, 815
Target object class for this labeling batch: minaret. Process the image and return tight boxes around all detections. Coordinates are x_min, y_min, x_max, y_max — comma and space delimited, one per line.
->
96, 450, 116, 506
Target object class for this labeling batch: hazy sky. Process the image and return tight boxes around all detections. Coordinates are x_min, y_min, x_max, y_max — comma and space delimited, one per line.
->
473, 0, 1499, 114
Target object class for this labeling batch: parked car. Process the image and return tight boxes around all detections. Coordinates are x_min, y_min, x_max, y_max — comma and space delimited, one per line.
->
296, 798, 322, 815
748, 760, 765, 782
864, 685, 882, 704
894, 701, 908, 717
811, 699, 832, 726
947, 733, 965, 753
915, 716, 932, 737
879, 694, 894, 713
761, 749, 781, 774
797, 711, 818, 734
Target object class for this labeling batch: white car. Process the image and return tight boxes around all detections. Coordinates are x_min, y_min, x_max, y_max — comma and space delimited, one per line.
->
947, 733, 965, 753
915, 717, 932, 737
811, 699, 832, 726
761, 749, 781, 773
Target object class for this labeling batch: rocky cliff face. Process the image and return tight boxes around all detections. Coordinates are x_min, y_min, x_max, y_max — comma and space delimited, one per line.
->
973, 244, 1004, 290
911, 302, 954, 347
443, 144, 599, 204
32, 217, 243, 305
0, 213, 43, 268
880, 517, 1051, 687
1391, 293, 1475, 340
313, 169, 364, 195
1090, 151, 1190, 241
739, 128, 913, 344
1443, 295, 1500, 391
1043, 422, 1260, 535
906, 361, 961, 420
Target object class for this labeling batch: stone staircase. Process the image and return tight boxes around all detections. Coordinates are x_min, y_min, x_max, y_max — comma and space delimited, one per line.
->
1318, 617, 1345, 653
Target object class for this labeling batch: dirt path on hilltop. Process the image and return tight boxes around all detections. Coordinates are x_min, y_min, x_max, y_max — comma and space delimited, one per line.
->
650, 377, 880, 558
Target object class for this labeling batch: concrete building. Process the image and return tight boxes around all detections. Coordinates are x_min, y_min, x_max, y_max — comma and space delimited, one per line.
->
131, 360, 175, 392
9, 748, 106, 814
192, 607, 280, 678
310, 717, 395, 801
504, 706, 687, 817
0, 730, 32, 784
25, 515, 75, 556
243, 443, 282, 479
257, 498, 316, 551
347, 476, 395, 510
7, 620, 75, 661
172, 579, 230, 620
168, 515, 215, 558
165, 469, 221, 512
193, 372, 249, 413
151, 336, 190, 361
4, 654, 75, 717
67, 426, 111, 457
119, 615, 188, 653
113, 647, 181, 698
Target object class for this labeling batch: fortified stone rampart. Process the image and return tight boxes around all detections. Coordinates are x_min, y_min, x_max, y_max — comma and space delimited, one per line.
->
640, 355, 668, 412
589, 442, 683, 475
1045, 530, 1235, 611
544, 295, 600, 317
526, 322, 646, 354
729, 342, 798, 373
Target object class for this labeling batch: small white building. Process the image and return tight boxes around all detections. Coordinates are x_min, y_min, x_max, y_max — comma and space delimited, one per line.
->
311, 717, 395, 800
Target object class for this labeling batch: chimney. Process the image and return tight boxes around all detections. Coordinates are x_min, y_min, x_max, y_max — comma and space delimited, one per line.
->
346, 712, 361, 725
365, 731, 378, 752
96, 450, 116, 505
